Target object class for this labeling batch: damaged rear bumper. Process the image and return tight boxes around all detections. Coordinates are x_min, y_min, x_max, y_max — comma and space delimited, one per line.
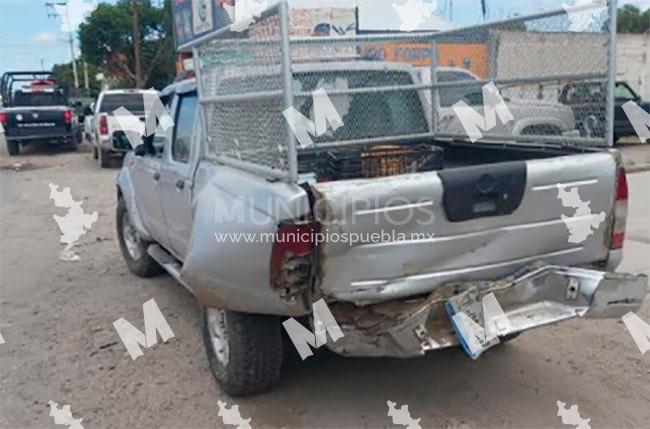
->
326, 264, 648, 358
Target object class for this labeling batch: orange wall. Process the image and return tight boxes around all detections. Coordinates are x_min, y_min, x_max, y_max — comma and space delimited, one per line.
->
438, 44, 489, 78
363, 43, 490, 78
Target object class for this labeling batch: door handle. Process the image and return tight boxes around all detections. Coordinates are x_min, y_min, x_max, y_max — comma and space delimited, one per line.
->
153, 172, 160, 181
175, 179, 185, 190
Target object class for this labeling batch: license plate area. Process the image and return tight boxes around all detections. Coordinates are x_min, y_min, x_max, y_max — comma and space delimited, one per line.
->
438, 161, 527, 222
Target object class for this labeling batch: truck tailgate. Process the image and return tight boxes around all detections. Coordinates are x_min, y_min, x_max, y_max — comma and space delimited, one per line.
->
4, 106, 68, 138
312, 152, 617, 304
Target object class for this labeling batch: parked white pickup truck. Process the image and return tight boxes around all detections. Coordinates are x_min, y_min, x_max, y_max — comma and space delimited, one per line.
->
116, 60, 647, 396
434, 67, 576, 137
91, 89, 148, 168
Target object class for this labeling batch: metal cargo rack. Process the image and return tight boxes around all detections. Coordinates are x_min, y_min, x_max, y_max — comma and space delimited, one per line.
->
1, 71, 62, 107
180, 0, 618, 184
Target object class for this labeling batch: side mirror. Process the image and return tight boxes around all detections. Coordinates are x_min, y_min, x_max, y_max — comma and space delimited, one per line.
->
134, 144, 147, 156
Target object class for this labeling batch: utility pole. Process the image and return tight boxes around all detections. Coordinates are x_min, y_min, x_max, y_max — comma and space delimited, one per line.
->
131, 0, 144, 88
83, 60, 90, 94
46, 0, 79, 89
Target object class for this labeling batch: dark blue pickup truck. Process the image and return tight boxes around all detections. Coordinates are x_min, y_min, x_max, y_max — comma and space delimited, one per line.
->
0, 71, 81, 156
560, 80, 650, 144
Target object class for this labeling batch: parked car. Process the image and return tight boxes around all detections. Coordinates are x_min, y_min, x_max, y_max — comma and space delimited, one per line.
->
560, 80, 650, 143
90, 89, 148, 168
0, 71, 80, 155
116, 64, 646, 397
69, 96, 94, 129
435, 67, 576, 137
83, 102, 95, 142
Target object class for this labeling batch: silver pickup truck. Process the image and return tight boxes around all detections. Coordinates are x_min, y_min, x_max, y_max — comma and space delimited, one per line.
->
116, 66, 647, 395
116, 0, 646, 397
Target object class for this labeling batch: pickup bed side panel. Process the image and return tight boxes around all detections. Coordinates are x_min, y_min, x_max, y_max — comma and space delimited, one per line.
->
313, 152, 617, 304
179, 164, 312, 317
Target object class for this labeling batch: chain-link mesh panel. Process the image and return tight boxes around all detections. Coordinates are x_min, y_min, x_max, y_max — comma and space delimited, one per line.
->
193, 3, 614, 182
203, 98, 290, 170
289, 3, 613, 150
289, 36, 435, 149
196, 8, 290, 175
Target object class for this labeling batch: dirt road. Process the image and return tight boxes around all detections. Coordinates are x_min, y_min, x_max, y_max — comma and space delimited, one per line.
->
1, 139, 649, 429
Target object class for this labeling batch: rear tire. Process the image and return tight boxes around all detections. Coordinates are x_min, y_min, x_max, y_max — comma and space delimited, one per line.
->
66, 137, 78, 152
6, 140, 19, 156
201, 307, 283, 396
116, 197, 163, 277
99, 148, 111, 168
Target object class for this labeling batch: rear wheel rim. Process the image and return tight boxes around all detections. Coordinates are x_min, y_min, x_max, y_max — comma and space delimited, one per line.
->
121, 211, 142, 260
206, 308, 230, 366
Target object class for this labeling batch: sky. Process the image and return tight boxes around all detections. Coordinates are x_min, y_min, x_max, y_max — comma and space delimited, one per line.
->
0, 0, 648, 74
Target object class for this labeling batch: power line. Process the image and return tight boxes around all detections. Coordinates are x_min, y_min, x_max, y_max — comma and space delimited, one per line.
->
45, 0, 79, 88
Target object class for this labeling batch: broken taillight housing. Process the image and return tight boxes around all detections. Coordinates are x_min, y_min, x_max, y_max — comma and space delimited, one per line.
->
99, 114, 108, 135
270, 221, 319, 300
610, 168, 628, 250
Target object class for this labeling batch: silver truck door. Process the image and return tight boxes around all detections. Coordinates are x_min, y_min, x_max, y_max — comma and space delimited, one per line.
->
158, 92, 198, 260
129, 95, 176, 251
130, 148, 171, 250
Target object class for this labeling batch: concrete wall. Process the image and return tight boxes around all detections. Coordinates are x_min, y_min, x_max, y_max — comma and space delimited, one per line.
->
490, 31, 608, 80
617, 33, 650, 100
489, 31, 650, 102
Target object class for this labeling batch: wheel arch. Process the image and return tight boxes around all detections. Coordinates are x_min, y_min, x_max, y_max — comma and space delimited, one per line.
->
116, 165, 154, 242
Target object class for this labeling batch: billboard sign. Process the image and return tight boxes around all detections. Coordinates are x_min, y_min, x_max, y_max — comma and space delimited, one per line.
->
172, 0, 235, 48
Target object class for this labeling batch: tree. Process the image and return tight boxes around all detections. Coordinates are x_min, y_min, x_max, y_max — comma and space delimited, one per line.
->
617, 5, 650, 33
79, 0, 175, 89
52, 61, 102, 97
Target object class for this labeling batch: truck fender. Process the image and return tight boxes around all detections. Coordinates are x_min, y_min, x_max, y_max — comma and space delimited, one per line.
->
116, 162, 153, 242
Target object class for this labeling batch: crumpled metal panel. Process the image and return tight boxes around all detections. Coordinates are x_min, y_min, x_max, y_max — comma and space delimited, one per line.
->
178, 164, 313, 317
325, 263, 648, 358
312, 152, 617, 305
